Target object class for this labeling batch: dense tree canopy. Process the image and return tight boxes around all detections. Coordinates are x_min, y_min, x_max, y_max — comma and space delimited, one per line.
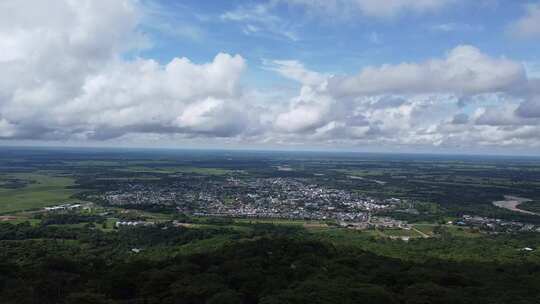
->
1, 223, 540, 303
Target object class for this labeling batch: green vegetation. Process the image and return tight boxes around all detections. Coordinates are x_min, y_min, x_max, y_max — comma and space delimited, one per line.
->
519, 201, 540, 213
1, 148, 540, 303
0, 173, 79, 214
233, 218, 316, 226
412, 224, 437, 236
1, 221, 539, 303
117, 166, 235, 175
312, 227, 539, 263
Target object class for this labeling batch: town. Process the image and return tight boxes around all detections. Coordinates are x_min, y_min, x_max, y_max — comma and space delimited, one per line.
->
82, 174, 540, 234
455, 215, 540, 233
98, 177, 405, 223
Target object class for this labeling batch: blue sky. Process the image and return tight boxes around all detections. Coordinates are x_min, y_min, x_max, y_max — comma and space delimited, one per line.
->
137, 0, 540, 100
1, 0, 540, 154
138, 0, 539, 70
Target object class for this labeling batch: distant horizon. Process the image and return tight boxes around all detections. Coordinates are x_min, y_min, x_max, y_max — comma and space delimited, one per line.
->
2, 144, 540, 159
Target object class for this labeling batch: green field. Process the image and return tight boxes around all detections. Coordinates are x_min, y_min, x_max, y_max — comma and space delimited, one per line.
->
412, 223, 437, 236
443, 225, 483, 238
233, 218, 317, 226
0, 173, 79, 214
117, 166, 235, 175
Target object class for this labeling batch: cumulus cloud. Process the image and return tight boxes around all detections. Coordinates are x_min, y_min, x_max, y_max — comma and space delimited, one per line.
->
271, 60, 455, 142
265, 46, 539, 151
508, 3, 540, 38
175, 97, 248, 137
1, 0, 539, 152
274, 87, 338, 133
0, 119, 16, 138
0, 0, 257, 141
451, 113, 469, 125
332, 45, 526, 96
370, 96, 407, 109
266, 60, 328, 86
516, 96, 540, 118
474, 104, 523, 126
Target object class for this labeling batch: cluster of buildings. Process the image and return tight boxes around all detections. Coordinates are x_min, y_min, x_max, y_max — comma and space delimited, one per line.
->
455, 215, 540, 233
340, 216, 410, 230
115, 221, 155, 228
43, 202, 92, 212
100, 177, 401, 222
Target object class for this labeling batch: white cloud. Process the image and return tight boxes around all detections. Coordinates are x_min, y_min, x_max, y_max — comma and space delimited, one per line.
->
332, 45, 526, 96
284, 0, 454, 18
430, 23, 483, 33
274, 86, 337, 133
221, 3, 299, 41
353, 0, 453, 18
1, 0, 539, 152
0, 119, 16, 138
508, 3, 540, 38
516, 95, 540, 118
267, 60, 328, 86
264, 46, 540, 151
175, 97, 248, 136
0, 0, 255, 141
139, 1, 206, 42
474, 104, 523, 126
451, 113, 469, 125
221, 0, 454, 41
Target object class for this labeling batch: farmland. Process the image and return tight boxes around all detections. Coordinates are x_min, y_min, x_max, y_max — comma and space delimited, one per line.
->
0, 173, 79, 214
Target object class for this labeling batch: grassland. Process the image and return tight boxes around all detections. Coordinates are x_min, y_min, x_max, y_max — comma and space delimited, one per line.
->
232, 218, 319, 226
0, 173, 79, 214
117, 166, 235, 175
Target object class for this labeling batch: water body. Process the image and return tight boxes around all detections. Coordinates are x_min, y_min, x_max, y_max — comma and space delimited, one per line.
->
493, 195, 539, 216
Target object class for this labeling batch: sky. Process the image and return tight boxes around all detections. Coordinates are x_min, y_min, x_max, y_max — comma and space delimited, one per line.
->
1, 0, 540, 155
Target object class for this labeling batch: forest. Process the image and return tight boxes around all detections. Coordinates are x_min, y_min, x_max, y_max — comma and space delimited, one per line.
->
1, 221, 540, 304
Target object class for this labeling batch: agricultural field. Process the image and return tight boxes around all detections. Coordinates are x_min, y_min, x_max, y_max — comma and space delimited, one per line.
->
117, 166, 236, 175
0, 172, 80, 214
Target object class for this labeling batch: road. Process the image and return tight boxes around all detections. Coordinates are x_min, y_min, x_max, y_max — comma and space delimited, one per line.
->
412, 227, 430, 238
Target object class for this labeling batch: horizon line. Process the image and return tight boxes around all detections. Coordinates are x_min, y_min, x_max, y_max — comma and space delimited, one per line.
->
1, 144, 540, 159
